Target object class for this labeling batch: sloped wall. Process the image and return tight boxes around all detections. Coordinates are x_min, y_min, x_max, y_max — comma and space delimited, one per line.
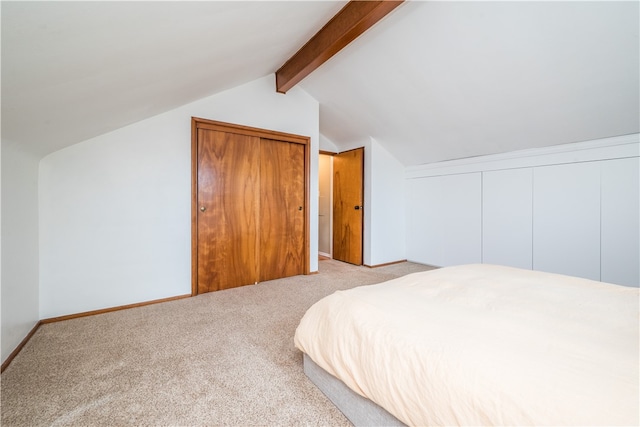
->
39, 75, 319, 319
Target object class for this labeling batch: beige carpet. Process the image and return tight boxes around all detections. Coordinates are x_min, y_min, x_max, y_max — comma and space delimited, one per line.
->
1, 260, 434, 426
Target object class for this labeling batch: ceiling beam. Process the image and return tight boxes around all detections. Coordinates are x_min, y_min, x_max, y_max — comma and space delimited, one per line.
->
275, 0, 404, 94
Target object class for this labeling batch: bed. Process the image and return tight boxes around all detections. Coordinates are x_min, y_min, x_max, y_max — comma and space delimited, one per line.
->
294, 264, 639, 426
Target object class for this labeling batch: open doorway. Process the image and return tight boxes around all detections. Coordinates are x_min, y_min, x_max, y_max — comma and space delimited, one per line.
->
318, 148, 365, 265
318, 153, 333, 259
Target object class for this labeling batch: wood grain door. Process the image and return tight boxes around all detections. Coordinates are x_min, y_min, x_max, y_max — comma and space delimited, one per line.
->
193, 118, 310, 295
259, 138, 305, 281
333, 148, 364, 265
196, 129, 260, 293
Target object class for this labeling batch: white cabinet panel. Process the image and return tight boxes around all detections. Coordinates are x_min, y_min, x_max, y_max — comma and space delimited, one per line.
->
483, 168, 533, 269
406, 173, 482, 266
601, 158, 639, 287
533, 162, 600, 280
443, 174, 482, 266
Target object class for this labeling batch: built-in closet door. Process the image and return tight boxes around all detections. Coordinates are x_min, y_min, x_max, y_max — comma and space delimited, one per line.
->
406, 173, 482, 267
259, 138, 305, 282
482, 168, 533, 269
192, 119, 309, 295
601, 157, 639, 287
196, 129, 260, 293
533, 162, 600, 281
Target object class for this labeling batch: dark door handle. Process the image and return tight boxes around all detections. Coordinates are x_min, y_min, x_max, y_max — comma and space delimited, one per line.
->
354, 205, 363, 210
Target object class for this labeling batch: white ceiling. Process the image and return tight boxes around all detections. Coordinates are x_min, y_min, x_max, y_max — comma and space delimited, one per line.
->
2, 1, 639, 165
301, 1, 640, 164
1, 1, 346, 156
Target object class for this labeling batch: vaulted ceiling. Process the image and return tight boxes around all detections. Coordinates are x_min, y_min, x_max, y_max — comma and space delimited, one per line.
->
2, 1, 638, 165
302, 1, 639, 164
1, 1, 346, 156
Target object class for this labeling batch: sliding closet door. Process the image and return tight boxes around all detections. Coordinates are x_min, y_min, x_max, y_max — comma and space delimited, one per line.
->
196, 129, 260, 293
193, 118, 310, 295
259, 138, 305, 282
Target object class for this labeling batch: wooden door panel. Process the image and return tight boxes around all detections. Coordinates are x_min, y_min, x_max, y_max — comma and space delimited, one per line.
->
192, 118, 309, 295
197, 129, 260, 292
259, 139, 305, 281
333, 148, 364, 265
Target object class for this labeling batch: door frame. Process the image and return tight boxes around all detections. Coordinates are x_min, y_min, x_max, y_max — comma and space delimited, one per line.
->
318, 150, 337, 258
191, 117, 310, 296
332, 147, 365, 266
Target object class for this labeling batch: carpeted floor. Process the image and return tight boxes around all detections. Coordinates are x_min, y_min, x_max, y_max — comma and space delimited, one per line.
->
1, 260, 434, 426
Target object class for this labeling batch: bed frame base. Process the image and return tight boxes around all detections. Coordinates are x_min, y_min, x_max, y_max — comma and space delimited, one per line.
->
303, 353, 405, 426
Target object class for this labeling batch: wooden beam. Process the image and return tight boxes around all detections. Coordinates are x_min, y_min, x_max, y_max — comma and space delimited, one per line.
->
275, 0, 404, 94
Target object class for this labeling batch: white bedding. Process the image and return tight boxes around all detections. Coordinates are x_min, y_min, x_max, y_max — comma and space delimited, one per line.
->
294, 264, 639, 426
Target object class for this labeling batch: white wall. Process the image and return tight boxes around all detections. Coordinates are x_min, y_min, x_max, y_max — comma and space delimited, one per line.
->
319, 134, 338, 153
39, 75, 320, 319
1, 140, 2, 362
368, 139, 406, 266
405, 134, 639, 287
1, 140, 40, 363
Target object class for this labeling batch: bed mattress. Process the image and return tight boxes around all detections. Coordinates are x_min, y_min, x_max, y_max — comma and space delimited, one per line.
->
294, 264, 639, 426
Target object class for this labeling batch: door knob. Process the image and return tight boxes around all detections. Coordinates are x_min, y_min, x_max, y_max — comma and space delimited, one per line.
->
298, 206, 303, 211
200, 206, 206, 212
354, 205, 363, 210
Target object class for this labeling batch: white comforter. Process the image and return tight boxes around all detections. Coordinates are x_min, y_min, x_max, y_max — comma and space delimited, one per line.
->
294, 264, 639, 426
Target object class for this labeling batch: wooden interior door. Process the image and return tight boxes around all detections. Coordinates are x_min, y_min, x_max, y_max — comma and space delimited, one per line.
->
196, 129, 260, 293
259, 138, 305, 281
333, 148, 364, 265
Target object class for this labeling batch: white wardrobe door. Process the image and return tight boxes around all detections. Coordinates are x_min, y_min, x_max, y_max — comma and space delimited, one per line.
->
483, 168, 533, 269
601, 157, 639, 287
406, 173, 482, 267
533, 162, 601, 281
442, 173, 482, 266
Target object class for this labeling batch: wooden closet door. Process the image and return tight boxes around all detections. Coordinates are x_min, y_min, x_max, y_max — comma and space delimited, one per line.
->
333, 147, 364, 265
259, 138, 305, 282
197, 129, 260, 292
